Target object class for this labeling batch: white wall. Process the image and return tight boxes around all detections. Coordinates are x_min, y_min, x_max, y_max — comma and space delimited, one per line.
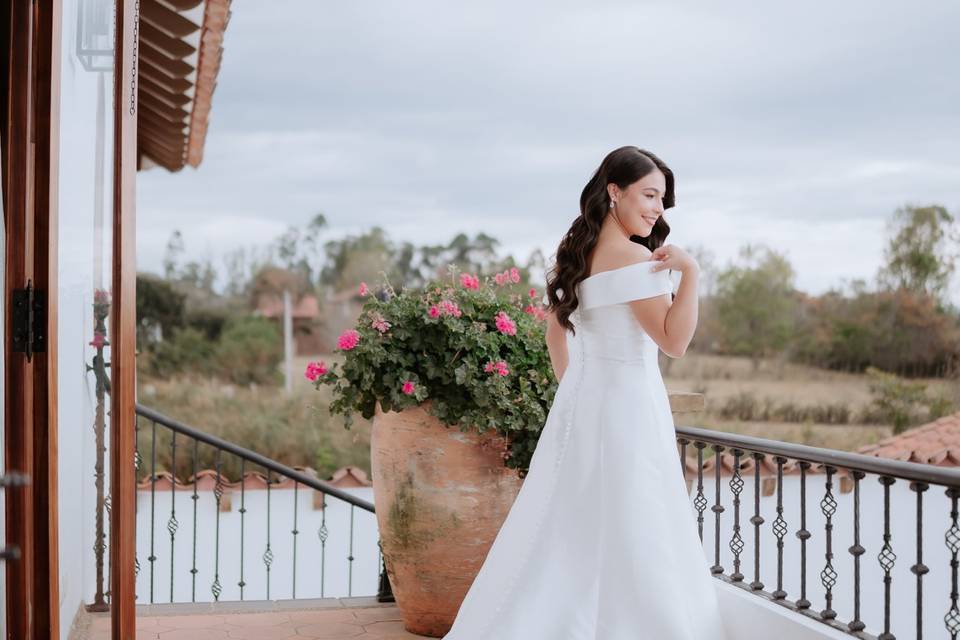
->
56, 0, 115, 636
135, 485, 381, 603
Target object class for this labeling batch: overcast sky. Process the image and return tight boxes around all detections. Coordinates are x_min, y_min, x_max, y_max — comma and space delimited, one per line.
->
137, 0, 960, 303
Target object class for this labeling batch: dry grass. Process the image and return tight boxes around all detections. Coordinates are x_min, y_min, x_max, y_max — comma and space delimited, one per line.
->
136, 351, 950, 478
138, 353, 372, 480
663, 352, 955, 452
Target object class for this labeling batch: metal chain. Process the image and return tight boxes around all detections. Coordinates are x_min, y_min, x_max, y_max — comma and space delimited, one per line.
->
128, 0, 139, 116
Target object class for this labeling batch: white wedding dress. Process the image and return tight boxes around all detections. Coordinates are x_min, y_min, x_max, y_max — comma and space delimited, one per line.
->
443, 259, 730, 639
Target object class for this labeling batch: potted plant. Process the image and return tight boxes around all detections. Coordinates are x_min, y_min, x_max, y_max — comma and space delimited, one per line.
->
307, 266, 556, 636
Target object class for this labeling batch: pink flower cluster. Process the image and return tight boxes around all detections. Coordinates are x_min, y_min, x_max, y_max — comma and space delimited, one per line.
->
337, 329, 361, 351
304, 360, 328, 381
428, 299, 463, 318
493, 267, 521, 286
459, 273, 480, 290
494, 311, 517, 335
358, 282, 369, 296
483, 360, 510, 376
370, 313, 391, 334
401, 380, 416, 395
524, 305, 547, 321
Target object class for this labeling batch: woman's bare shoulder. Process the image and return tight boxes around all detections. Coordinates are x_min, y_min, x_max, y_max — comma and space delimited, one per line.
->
588, 240, 654, 274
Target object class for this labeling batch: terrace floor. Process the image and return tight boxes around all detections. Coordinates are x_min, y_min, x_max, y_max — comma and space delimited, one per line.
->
73, 597, 426, 640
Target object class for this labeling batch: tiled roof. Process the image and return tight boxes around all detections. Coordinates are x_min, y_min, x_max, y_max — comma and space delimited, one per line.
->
856, 411, 960, 466
137, 464, 372, 492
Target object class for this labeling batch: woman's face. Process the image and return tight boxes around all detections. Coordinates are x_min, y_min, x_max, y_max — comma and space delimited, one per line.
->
608, 170, 666, 237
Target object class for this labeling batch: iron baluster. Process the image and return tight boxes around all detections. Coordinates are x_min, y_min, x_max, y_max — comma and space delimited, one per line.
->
877, 476, 897, 639
750, 452, 765, 591
711, 444, 725, 575
772, 456, 788, 600
820, 465, 838, 621
728, 448, 745, 582
795, 461, 811, 610
848, 470, 866, 633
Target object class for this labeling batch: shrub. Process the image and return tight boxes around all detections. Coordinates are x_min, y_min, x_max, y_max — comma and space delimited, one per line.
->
213, 316, 283, 385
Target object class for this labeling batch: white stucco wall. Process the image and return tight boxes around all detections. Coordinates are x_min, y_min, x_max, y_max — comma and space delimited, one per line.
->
135, 485, 381, 603
56, 0, 116, 636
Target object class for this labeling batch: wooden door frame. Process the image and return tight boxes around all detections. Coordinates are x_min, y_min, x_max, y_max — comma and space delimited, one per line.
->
2, 1, 62, 639
110, 0, 138, 638
4, 1, 137, 637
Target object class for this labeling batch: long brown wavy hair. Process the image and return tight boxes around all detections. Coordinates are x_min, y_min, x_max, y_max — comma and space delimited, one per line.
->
546, 146, 676, 332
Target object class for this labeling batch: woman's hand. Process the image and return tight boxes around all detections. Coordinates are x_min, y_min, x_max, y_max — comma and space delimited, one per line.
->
649, 244, 700, 274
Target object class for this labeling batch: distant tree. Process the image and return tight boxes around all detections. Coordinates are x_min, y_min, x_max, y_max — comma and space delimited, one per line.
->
878, 204, 958, 303
163, 230, 185, 279
321, 227, 395, 291
713, 244, 798, 371
136, 273, 186, 348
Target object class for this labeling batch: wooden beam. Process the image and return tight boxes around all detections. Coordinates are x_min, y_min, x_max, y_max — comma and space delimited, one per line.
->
139, 21, 196, 59
140, 0, 199, 38
110, 1, 138, 637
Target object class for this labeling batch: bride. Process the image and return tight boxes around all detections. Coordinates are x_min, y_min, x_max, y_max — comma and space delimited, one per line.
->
442, 146, 731, 639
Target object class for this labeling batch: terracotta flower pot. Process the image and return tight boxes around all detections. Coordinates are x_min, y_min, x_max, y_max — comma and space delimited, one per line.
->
370, 402, 523, 637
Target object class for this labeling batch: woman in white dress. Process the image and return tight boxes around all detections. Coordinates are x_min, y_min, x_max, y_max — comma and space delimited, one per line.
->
443, 146, 731, 639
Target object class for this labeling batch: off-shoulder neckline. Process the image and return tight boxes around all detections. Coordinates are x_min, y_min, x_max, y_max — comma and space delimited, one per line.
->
581, 259, 664, 284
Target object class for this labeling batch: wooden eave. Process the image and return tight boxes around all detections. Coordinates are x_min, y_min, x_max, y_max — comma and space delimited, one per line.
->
136, 0, 232, 172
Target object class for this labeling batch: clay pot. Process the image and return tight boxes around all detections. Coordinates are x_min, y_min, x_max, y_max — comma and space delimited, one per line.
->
370, 402, 523, 637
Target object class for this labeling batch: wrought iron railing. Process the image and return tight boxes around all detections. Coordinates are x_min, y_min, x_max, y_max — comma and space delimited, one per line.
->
677, 425, 960, 640
130, 400, 958, 638
133, 404, 393, 604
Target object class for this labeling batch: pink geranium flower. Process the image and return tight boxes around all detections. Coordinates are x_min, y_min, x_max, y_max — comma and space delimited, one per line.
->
439, 299, 462, 317
483, 360, 510, 376
459, 273, 480, 290
337, 329, 361, 351
494, 311, 517, 336
524, 304, 547, 319
528, 287, 537, 299
371, 315, 391, 333
428, 305, 441, 318
401, 380, 416, 395
510, 267, 520, 283
304, 360, 328, 381
494, 273, 506, 286
358, 282, 369, 296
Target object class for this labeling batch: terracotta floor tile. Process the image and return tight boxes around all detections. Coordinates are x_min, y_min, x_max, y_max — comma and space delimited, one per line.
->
224, 612, 294, 628
290, 621, 366, 638
123, 603, 432, 640
349, 608, 403, 624
359, 620, 410, 634
285, 610, 359, 625
226, 625, 298, 640
158, 629, 229, 640
153, 615, 230, 629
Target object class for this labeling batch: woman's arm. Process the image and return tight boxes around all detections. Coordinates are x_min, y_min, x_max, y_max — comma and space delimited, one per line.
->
545, 309, 569, 382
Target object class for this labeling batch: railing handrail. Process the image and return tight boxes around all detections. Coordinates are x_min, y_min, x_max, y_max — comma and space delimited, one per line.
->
135, 403, 375, 513
676, 423, 960, 487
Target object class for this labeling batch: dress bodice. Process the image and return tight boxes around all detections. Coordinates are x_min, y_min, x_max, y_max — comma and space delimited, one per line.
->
568, 260, 674, 363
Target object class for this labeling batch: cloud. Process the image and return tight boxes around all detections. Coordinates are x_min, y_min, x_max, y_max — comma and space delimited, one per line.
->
137, 0, 960, 303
